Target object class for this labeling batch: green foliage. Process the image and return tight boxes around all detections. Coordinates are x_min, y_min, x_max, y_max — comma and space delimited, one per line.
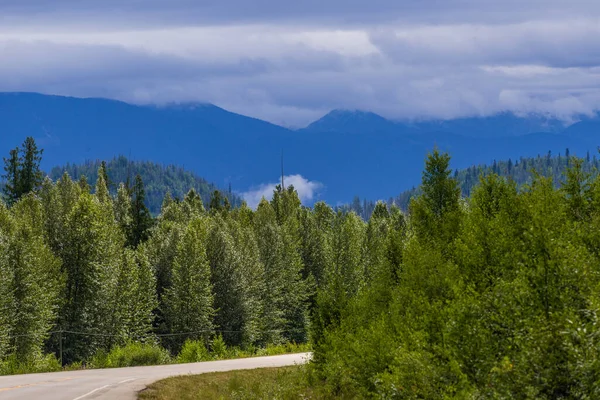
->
0, 353, 61, 376
6, 135, 600, 399
2, 137, 44, 205
210, 335, 228, 359
90, 342, 171, 368
129, 174, 154, 247
49, 156, 242, 215
177, 339, 210, 363
162, 216, 215, 351
308, 150, 600, 399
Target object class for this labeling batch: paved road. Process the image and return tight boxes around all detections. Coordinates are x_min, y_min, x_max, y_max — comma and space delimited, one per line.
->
0, 353, 311, 400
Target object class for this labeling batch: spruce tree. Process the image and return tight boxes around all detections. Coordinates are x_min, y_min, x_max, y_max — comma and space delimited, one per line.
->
2, 148, 20, 206
410, 149, 461, 246
19, 137, 44, 196
129, 174, 153, 248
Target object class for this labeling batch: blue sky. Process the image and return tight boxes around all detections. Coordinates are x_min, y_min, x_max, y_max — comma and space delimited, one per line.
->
1, 0, 599, 127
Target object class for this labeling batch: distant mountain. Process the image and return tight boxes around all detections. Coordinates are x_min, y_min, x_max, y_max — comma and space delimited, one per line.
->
1, 92, 599, 205
300, 109, 411, 135
49, 156, 243, 215
410, 112, 565, 138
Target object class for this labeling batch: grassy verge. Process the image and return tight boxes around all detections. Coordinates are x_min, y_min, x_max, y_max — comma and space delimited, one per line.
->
139, 366, 337, 400
0, 341, 312, 375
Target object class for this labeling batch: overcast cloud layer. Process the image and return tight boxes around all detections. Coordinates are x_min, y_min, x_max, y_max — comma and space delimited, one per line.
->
1, 1, 599, 126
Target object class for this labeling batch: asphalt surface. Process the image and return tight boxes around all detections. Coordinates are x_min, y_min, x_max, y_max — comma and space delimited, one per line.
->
0, 353, 311, 400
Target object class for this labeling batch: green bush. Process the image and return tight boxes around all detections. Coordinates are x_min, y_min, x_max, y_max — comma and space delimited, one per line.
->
209, 335, 228, 360
90, 342, 171, 368
256, 342, 312, 357
0, 353, 62, 375
176, 339, 210, 363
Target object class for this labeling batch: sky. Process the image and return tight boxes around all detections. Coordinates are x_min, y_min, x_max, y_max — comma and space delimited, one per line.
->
1, 1, 600, 127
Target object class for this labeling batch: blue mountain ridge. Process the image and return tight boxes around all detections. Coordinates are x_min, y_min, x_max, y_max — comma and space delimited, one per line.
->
0, 92, 599, 205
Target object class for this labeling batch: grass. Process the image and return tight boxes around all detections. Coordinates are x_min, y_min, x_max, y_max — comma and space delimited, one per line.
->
139, 366, 330, 400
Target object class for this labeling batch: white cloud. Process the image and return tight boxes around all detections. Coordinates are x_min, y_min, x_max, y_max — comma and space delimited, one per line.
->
241, 175, 323, 209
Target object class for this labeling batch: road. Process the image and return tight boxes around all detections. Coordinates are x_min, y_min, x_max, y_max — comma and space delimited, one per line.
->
0, 353, 311, 400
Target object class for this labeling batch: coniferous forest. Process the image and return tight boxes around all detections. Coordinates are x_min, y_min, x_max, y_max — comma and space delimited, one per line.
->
3, 137, 600, 398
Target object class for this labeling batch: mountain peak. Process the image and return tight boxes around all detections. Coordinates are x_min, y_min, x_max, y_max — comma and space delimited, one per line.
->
302, 109, 399, 134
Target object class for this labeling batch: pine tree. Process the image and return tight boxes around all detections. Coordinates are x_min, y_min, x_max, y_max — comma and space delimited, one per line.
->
270, 186, 310, 342
2, 148, 20, 206
254, 199, 286, 344
6, 194, 64, 361
229, 215, 265, 346
129, 174, 153, 248
112, 248, 157, 343
58, 192, 121, 362
410, 149, 461, 246
19, 137, 44, 196
100, 161, 111, 191
162, 217, 214, 351
95, 165, 111, 205
114, 183, 132, 234
184, 188, 205, 215
208, 215, 264, 346
78, 175, 91, 193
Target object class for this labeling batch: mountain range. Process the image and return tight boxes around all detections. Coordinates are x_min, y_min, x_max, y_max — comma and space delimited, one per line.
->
1, 92, 599, 204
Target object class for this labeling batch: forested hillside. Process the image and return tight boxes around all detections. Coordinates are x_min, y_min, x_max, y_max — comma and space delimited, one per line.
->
49, 157, 242, 214
344, 149, 600, 218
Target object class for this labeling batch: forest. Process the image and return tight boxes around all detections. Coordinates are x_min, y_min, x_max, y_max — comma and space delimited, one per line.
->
3, 137, 600, 398
49, 156, 243, 215
346, 148, 600, 218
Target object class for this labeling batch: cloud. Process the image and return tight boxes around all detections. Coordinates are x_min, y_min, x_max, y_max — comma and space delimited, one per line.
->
0, 2, 600, 125
241, 175, 323, 209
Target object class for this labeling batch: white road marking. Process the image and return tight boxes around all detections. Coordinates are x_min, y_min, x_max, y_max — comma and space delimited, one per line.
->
118, 378, 136, 384
72, 384, 110, 400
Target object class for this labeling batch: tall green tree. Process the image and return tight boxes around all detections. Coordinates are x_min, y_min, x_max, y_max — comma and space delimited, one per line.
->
410, 149, 462, 246
2, 148, 20, 206
129, 174, 153, 248
58, 192, 122, 362
19, 137, 44, 196
3, 195, 64, 361
162, 217, 214, 351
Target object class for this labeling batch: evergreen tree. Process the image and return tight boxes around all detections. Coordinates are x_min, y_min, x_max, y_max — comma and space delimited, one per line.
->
95, 165, 111, 205
162, 217, 214, 351
6, 195, 64, 361
129, 174, 153, 248
58, 192, 121, 362
114, 183, 133, 235
2, 148, 20, 206
410, 149, 461, 246
19, 137, 44, 196
254, 199, 286, 344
